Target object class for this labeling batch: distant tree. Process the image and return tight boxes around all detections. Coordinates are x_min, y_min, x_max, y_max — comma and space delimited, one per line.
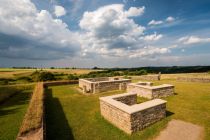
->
92, 66, 99, 69
67, 74, 79, 80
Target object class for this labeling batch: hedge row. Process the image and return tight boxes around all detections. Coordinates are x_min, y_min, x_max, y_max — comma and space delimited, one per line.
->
44, 80, 78, 87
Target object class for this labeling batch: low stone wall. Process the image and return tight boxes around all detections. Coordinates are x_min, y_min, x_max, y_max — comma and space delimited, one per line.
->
114, 94, 137, 105
132, 75, 161, 81
100, 93, 167, 134
127, 83, 174, 99
79, 77, 131, 94
177, 77, 210, 83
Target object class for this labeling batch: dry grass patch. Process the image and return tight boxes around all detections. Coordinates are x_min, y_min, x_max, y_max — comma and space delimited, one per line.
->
18, 82, 44, 136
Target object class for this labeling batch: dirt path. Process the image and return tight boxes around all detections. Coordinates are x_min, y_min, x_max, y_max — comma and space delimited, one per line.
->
154, 119, 204, 140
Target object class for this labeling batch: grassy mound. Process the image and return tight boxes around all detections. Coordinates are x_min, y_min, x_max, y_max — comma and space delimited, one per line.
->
18, 82, 44, 135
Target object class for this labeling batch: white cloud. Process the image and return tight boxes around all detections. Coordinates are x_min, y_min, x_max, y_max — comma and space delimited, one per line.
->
178, 36, 210, 44
148, 20, 163, 25
54, 5, 66, 17
0, 0, 79, 57
125, 6, 145, 17
129, 47, 170, 58
143, 32, 163, 41
79, 4, 168, 59
166, 16, 175, 22
148, 16, 175, 26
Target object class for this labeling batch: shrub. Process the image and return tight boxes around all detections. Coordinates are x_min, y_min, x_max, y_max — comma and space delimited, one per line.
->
67, 74, 79, 80
0, 78, 16, 85
31, 71, 55, 82
16, 76, 32, 82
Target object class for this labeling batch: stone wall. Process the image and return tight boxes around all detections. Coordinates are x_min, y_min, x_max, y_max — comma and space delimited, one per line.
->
100, 93, 167, 134
114, 94, 137, 105
79, 77, 131, 94
177, 77, 210, 83
79, 79, 94, 93
132, 74, 161, 81
127, 83, 174, 99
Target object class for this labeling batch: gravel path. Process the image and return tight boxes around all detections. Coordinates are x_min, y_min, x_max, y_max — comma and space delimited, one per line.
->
154, 119, 204, 140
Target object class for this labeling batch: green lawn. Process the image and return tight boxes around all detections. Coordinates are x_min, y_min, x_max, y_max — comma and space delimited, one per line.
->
45, 80, 210, 140
0, 88, 32, 140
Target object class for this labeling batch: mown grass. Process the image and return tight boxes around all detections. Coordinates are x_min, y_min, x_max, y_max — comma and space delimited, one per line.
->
0, 84, 34, 103
0, 87, 33, 140
45, 81, 210, 140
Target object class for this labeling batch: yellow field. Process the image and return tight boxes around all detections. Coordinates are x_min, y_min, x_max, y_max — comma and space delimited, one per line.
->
161, 73, 210, 80
0, 68, 100, 78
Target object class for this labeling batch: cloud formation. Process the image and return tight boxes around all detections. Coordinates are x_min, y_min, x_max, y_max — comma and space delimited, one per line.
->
79, 4, 166, 59
148, 16, 175, 26
178, 36, 210, 45
143, 32, 163, 41
148, 20, 163, 25
54, 5, 66, 17
0, 0, 79, 60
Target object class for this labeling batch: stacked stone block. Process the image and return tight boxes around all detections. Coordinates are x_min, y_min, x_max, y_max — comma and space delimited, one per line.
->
127, 82, 174, 99
79, 77, 131, 94
100, 93, 167, 134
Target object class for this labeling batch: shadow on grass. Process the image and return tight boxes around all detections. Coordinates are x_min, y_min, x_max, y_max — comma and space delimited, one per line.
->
0, 90, 31, 117
174, 92, 178, 95
166, 110, 174, 117
45, 88, 74, 140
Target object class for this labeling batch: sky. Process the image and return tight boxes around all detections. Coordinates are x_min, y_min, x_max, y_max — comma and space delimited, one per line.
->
0, 0, 210, 68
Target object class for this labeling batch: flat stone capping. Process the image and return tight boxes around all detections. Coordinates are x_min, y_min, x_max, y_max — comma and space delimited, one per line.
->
127, 82, 174, 99
100, 93, 166, 114
100, 93, 167, 134
79, 77, 131, 93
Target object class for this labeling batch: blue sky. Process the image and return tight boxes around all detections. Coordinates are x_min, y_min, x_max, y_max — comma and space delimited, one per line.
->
0, 0, 210, 68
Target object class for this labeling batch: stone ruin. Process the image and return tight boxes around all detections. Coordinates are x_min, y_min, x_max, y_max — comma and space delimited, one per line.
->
133, 72, 161, 81
79, 77, 131, 94
127, 82, 174, 99
100, 93, 167, 134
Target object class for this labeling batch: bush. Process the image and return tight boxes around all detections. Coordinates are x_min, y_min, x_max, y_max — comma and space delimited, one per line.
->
31, 71, 56, 82
0, 78, 16, 85
16, 76, 32, 82
67, 74, 79, 80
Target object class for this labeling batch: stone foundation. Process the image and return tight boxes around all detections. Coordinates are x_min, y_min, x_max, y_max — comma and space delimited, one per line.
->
100, 93, 166, 134
132, 74, 161, 81
127, 82, 174, 99
79, 77, 131, 94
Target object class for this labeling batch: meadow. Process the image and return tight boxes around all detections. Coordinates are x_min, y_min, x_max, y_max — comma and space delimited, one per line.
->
0, 69, 210, 140
45, 80, 210, 140
0, 85, 34, 140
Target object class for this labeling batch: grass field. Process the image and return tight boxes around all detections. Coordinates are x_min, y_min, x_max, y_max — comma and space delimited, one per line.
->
45, 80, 210, 140
0, 88, 33, 140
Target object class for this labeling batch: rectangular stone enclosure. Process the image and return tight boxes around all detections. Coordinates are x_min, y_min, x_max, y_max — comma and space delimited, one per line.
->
100, 93, 167, 134
79, 77, 131, 94
127, 82, 174, 99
